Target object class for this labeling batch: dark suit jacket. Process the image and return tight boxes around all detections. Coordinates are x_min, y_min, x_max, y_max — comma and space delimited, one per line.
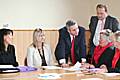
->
89, 15, 119, 56
55, 26, 86, 64
0, 45, 18, 67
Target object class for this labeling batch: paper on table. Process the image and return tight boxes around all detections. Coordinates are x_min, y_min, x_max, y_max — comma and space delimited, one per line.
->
88, 68, 102, 72
38, 73, 62, 79
42, 66, 62, 69
102, 73, 120, 77
72, 61, 81, 68
81, 78, 103, 80
63, 61, 82, 71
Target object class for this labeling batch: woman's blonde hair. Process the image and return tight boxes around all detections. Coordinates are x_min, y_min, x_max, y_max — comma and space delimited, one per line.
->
33, 28, 43, 47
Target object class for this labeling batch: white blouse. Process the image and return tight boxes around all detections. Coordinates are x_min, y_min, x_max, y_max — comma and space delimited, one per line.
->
27, 44, 53, 67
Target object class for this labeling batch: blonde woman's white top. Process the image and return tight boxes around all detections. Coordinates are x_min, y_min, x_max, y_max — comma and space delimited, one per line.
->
27, 44, 53, 67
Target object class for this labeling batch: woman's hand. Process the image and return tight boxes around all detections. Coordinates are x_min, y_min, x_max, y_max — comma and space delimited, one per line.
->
95, 64, 108, 73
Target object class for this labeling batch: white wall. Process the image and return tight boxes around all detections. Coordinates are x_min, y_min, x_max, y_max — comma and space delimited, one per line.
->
0, 0, 119, 29
0, 0, 76, 29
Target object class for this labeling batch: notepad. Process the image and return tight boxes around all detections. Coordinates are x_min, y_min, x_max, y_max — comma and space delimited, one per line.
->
0, 65, 15, 68
2, 69, 19, 73
0, 65, 20, 73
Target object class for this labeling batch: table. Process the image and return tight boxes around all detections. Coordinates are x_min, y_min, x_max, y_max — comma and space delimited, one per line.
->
0, 68, 120, 80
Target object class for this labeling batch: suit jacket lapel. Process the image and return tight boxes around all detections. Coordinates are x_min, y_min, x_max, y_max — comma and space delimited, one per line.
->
66, 36, 71, 48
93, 17, 99, 35
74, 36, 79, 52
104, 16, 110, 29
74, 36, 78, 46
65, 31, 71, 48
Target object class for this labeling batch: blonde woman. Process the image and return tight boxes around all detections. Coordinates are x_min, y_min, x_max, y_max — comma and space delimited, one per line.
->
27, 28, 53, 67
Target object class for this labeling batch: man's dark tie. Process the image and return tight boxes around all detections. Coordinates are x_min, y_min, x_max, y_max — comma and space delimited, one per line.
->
71, 36, 76, 65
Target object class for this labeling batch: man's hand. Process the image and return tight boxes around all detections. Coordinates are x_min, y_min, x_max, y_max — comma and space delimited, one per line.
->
60, 63, 69, 68
81, 63, 90, 68
81, 63, 95, 69
89, 64, 95, 69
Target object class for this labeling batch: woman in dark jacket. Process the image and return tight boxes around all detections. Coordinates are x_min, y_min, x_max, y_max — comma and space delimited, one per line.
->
0, 28, 18, 67
93, 31, 120, 73
107, 31, 120, 73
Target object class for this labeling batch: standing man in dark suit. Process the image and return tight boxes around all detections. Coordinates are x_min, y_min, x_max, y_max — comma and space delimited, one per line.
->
55, 20, 86, 67
89, 4, 119, 57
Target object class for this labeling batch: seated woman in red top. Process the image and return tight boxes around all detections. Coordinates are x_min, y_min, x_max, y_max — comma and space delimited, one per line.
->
101, 31, 120, 73
82, 29, 115, 73
91, 29, 115, 69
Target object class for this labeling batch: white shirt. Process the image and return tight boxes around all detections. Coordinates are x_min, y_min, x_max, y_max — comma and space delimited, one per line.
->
93, 19, 106, 46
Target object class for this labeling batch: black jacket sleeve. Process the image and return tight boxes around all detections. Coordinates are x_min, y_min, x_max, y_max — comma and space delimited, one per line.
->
11, 45, 19, 67
55, 28, 66, 63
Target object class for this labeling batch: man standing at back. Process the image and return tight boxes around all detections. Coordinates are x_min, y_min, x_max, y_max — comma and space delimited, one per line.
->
89, 4, 119, 57
55, 20, 86, 67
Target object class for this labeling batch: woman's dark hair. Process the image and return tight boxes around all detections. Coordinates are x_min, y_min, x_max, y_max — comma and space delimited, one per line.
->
0, 28, 13, 51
